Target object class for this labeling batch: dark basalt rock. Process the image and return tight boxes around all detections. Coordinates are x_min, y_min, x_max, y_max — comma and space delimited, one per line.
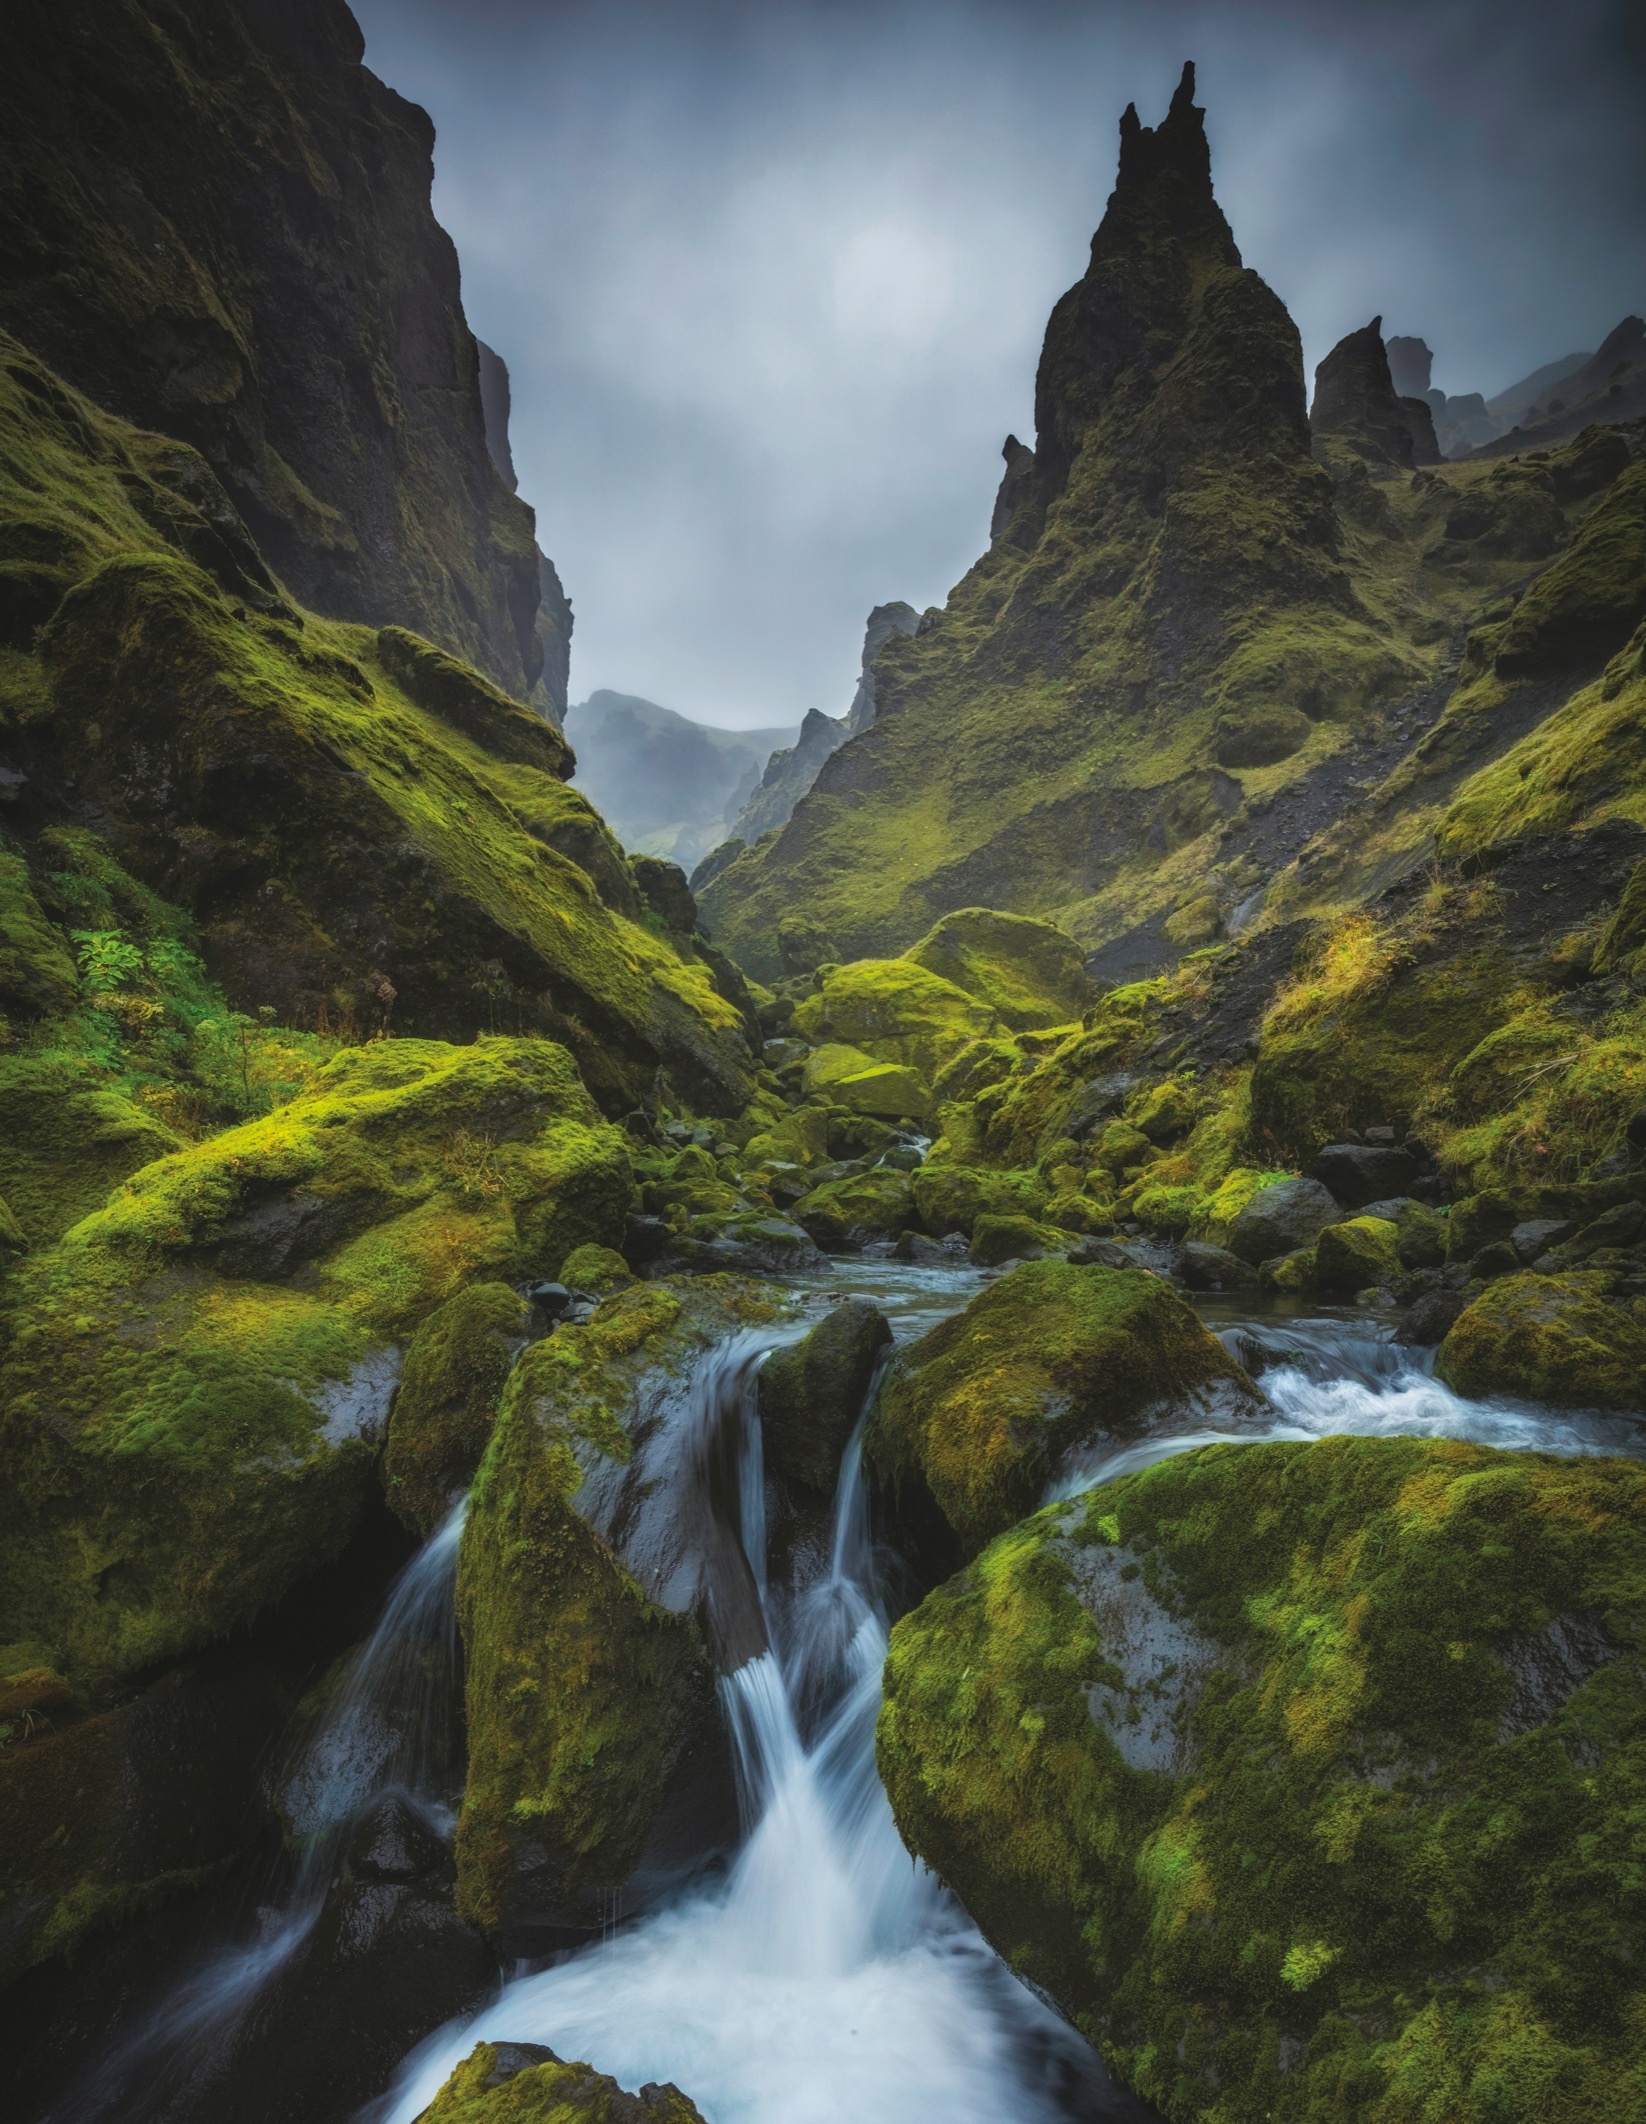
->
1227, 1177, 1341, 1263
1311, 1141, 1420, 1207
1311, 316, 1441, 468
1179, 1240, 1259, 1291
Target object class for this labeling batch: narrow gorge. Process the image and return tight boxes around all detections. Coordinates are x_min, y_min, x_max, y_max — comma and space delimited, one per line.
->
1, 8, 1644, 2124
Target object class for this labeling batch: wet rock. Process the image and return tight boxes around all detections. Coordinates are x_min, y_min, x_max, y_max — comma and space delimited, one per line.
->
421, 2039, 707, 2121
385, 1284, 527, 1537
1568, 1200, 1646, 1261
893, 1229, 968, 1265
1314, 1216, 1401, 1293
1311, 1141, 1420, 1208
1227, 1177, 1340, 1264
1062, 1072, 1142, 1139
793, 1169, 916, 1250
1179, 1241, 1258, 1291
1438, 1271, 1646, 1409
1067, 1235, 1148, 1269
348, 1792, 448, 1883
759, 1299, 892, 1498
1398, 1283, 1468, 1347
878, 1436, 1646, 2124
969, 1213, 1068, 1268
865, 1261, 1262, 1559
910, 1164, 1046, 1238
1467, 1239, 1522, 1280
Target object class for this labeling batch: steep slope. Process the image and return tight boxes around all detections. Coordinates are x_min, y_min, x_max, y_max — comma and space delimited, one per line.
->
0, 336, 757, 1116
703, 65, 1426, 978
0, 0, 548, 698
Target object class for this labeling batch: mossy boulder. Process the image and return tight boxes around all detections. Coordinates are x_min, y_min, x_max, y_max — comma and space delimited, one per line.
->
828, 1061, 932, 1123
910, 1163, 1046, 1238
758, 1298, 893, 1497
1437, 1271, 1646, 1411
791, 1169, 916, 1250
1213, 703, 1312, 767
1313, 1215, 1401, 1293
0, 1036, 631, 1685
865, 1262, 1260, 1558
901, 907, 1093, 1030
457, 1276, 788, 1939
560, 1244, 636, 1296
383, 1283, 527, 1537
420, 2041, 705, 2123
878, 1435, 1646, 2122
790, 959, 995, 1077
968, 1213, 1071, 1267
0, 1051, 183, 1247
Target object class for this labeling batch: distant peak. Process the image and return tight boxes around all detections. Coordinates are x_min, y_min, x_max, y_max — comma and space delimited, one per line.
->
1170, 60, 1196, 113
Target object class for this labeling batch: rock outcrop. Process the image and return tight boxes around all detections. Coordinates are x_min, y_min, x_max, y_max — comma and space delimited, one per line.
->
730, 707, 847, 841
1310, 316, 1441, 468
0, 0, 552, 699
701, 63, 1421, 977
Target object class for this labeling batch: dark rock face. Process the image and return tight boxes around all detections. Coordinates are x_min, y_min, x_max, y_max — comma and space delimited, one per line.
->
732, 707, 849, 842
0, 0, 548, 697
1385, 335, 1434, 397
1311, 316, 1440, 467
1311, 1141, 1420, 1207
843, 601, 922, 737
1227, 1177, 1341, 1263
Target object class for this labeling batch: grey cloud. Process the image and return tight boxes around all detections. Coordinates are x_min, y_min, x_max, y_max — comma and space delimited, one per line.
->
350, 0, 1645, 727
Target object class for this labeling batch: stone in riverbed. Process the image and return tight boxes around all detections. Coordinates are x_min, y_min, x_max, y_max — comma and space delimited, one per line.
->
1227, 1176, 1340, 1263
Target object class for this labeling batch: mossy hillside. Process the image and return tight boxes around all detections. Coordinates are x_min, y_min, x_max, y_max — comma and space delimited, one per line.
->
420, 2041, 705, 2124
383, 1282, 528, 1536
865, 1261, 1259, 1556
0, 335, 755, 1114
700, 73, 1437, 976
0, 1036, 629, 1684
877, 1435, 1646, 2124
457, 1276, 787, 1935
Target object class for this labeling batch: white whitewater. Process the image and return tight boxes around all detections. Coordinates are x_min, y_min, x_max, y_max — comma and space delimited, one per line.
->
379, 1350, 1117, 2124
1050, 1313, 1645, 1499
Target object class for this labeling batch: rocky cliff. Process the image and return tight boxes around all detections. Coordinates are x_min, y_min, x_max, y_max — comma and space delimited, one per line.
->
0, 0, 549, 699
703, 69, 1643, 997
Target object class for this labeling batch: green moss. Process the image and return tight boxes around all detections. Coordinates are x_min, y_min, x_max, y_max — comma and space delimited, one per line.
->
967, 1213, 1072, 1267
383, 1283, 527, 1537
909, 1163, 1046, 1237
792, 1168, 916, 1249
878, 1434, 1646, 2122
790, 959, 995, 1076
1314, 1216, 1402, 1293
902, 907, 1093, 1029
456, 1278, 783, 1933
560, 1244, 636, 1296
1437, 1271, 1646, 1411
865, 1260, 1257, 1555
0, 1036, 630, 1684
419, 2042, 705, 2124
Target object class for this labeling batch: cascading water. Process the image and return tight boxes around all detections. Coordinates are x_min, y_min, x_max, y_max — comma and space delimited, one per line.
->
1050, 1309, 1646, 1500
54, 1500, 470, 2124
375, 1321, 1135, 2124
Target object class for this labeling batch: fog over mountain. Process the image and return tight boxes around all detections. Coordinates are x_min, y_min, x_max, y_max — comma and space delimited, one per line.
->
350, 0, 1646, 727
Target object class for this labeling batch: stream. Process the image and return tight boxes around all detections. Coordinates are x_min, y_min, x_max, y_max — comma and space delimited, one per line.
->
38, 1261, 1645, 2124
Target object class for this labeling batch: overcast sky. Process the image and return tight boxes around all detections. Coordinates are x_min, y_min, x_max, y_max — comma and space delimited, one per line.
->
351, 0, 1645, 729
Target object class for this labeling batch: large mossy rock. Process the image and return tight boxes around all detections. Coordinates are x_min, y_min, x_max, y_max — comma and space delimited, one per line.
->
878, 1435, 1646, 2122
910, 1162, 1046, 1238
758, 1298, 892, 1497
901, 907, 1093, 1029
383, 1282, 529, 1537
790, 959, 995, 1077
0, 1037, 630, 1686
0, 1050, 183, 1247
864, 1261, 1260, 1557
421, 2041, 705, 2123
456, 1277, 788, 1941
1438, 1271, 1646, 1411
792, 1168, 916, 1250
1227, 1176, 1341, 1264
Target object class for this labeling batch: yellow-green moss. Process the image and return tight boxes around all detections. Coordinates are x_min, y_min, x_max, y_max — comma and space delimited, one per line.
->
902, 907, 1093, 1029
791, 958, 995, 1076
383, 1282, 527, 1537
419, 2042, 705, 2124
878, 1434, 1646, 2123
865, 1261, 1257, 1555
1437, 1271, 1646, 1411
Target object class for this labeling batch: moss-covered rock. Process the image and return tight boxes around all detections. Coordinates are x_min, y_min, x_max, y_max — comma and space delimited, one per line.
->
1227, 1176, 1340, 1264
901, 907, 1093, 1030
1437, 1271, 1646, 1411
383, 1283, 527, 1538
827, 1061, 932, 1123
967, 1213, 1071, 1267
457, 1276, 789, 1937
878, 1435, 1646, 2122
865, 1261, 1260, 1557
0, 1036, 630, 1685
790, 959, 995, 1077
1313, 1215, 1402, 1293
910, 1163, 1046, 1238
758, 1298, 892, 1497
791, 1168, 916, 1250
0, 1050, 182, 1247
419, 2041, 705, 2123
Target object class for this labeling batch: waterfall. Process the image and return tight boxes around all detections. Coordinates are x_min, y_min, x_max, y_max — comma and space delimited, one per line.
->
54, 1501, 470, 2124
376, 1337, 1130, 2124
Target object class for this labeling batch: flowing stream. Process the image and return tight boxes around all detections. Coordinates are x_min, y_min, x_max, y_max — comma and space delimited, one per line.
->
52, 1264, 1646, 2124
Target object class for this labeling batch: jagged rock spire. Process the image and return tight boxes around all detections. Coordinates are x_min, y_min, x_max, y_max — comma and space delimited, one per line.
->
1312, 317, 1440, 468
